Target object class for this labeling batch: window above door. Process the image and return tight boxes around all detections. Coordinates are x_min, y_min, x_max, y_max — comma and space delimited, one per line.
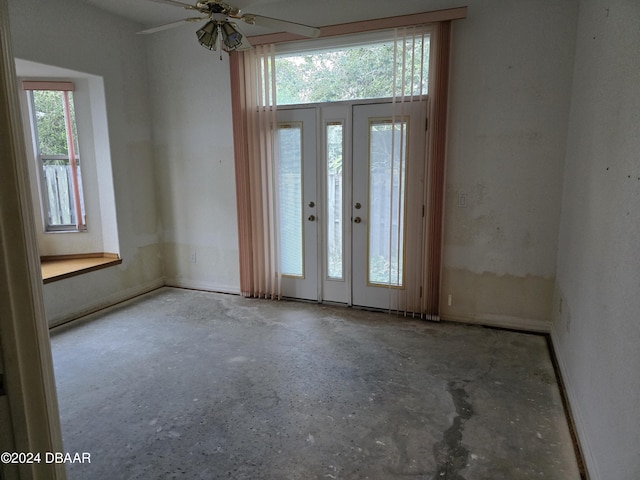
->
275, 29, 430, 106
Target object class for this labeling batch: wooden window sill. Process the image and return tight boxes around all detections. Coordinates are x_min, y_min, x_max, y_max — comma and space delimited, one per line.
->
41, 253, 122, 284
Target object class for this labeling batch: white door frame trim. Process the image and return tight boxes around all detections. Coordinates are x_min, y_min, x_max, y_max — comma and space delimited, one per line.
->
0, 1, 65, 478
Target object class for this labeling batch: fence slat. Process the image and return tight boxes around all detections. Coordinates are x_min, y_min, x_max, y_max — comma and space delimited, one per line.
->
42, 163, 80, 226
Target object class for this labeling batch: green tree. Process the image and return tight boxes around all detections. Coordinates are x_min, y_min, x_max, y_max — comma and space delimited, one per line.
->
275, 39, 429, 105
32, 90, 78, 159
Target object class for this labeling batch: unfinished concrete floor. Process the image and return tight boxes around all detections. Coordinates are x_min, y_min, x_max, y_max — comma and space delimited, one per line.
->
51, 287, 581, 479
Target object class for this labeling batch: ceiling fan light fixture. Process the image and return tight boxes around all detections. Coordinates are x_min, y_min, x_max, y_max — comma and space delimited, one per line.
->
143, 0, 319, 54
220, 22, 243, 52
196, 20, 218, 50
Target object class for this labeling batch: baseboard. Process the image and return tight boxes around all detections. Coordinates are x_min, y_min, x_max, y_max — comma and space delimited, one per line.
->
164, 278, 241, 296
47, 278, 166, 328
441, 312, 552, 333
47, 278, 240, 329
550, 325, 598, 480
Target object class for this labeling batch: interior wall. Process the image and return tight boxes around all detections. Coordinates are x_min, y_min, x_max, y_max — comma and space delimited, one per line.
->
552, 1, 640, 478
8, 0, 164, 324
146, 26, 241, 293
440, 0, 579, 330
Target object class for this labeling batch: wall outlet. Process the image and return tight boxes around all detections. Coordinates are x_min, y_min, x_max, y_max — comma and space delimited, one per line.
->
189, 252, 197, 264
458, 193, 468, 208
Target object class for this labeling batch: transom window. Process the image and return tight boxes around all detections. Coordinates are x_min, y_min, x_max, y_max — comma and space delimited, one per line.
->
275, 32, 430, 105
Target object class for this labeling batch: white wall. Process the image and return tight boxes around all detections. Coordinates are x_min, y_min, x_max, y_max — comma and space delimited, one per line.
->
8, 0, 164, 324
146, 26, 241, 293
441, 0, 579, 330
552, 1, 640, 478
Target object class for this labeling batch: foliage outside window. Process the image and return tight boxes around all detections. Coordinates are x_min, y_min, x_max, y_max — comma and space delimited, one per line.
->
26, 85, 86, 232
275, 36, 430, 105
368, 120, 407, 286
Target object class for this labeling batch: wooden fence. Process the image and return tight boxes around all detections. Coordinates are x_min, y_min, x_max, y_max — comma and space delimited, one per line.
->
41, 162, 83, 227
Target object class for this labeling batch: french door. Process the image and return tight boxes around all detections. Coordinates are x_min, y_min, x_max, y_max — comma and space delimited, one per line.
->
277, 101, 426, 311
277, 107, 318, 301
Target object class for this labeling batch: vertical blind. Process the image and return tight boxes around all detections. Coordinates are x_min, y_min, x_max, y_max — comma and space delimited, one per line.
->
422, 21, 451, 320
232, 45, 281, 299
387, 26, 429, 316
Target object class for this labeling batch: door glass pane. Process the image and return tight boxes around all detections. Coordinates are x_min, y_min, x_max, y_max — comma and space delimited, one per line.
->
326, 122, 343, 279
278, 124, 304, 277
368, 120, 407, 286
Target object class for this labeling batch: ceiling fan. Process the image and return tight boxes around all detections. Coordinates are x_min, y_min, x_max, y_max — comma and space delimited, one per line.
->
138, 0, 321, 53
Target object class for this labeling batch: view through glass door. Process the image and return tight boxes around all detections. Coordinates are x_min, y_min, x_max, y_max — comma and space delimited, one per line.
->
351, 102, 425, 311
277, 101, 426, 310
277, 108, 318, 301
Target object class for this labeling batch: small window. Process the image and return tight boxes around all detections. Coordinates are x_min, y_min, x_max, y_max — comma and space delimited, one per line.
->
24, 82, 86, 232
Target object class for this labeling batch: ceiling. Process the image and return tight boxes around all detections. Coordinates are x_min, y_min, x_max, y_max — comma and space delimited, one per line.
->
80, 0, 445, 37
83, 0, 255, 27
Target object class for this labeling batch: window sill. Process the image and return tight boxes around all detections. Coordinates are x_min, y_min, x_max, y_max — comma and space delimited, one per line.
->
40, 253, 121, 284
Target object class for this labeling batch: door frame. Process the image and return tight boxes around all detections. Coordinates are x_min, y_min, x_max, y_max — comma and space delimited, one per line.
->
319, 103, 353, 305
0, 2, 66, 478
277, 98, 427, 310
351, 100, 427, 312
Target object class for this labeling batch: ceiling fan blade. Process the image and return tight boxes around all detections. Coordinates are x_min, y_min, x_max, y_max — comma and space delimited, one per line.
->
137, 17, 207, 35
241, 14, 320, 38
145, 0, 200, 10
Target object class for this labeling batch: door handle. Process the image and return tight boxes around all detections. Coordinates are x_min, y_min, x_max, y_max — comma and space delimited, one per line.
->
354, 217, 362, 224
308, 215, 316, 222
